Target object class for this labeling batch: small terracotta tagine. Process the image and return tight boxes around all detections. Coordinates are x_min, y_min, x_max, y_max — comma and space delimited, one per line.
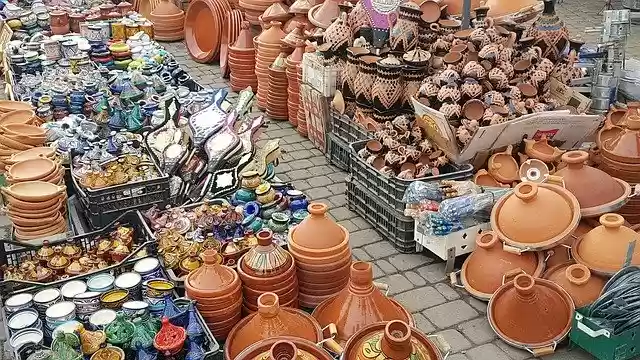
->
542, 261, 605, 308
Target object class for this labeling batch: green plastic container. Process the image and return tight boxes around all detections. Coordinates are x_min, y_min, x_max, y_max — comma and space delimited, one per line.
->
570, 307, 640, 360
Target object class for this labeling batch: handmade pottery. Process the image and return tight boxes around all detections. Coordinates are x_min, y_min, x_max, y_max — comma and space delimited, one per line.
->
372, 55, 404, 114
389, 2, 421, 53
154, 317, 186, 356
523, 135, 564, 163
525, 0, 569, 62
235, 337, 334, 360
487, 145, 519, 183
542, 261, 605, 308
2, 181, 66, 202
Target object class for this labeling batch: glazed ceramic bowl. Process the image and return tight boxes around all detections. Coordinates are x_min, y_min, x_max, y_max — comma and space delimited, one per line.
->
45, 301, 76, 330
89, 309, 117, 330
60, 280, 88, 300
133, 257, 163, 280
33, 288, 61, 315
87, 273, 115, 293
5, 293, 34, 314
9, 328, 43, 354
8, 308, 41, 335
73, 292, 101, 320
100, 289, 130, 309
122, 300, 149, 317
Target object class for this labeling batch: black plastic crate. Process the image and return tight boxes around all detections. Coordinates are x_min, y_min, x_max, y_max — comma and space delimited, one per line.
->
330, 108, 372, 144
346, 176, 416, 253
349, 140, 474, 213
327, 133, 351, 171
71, 155, 171, 230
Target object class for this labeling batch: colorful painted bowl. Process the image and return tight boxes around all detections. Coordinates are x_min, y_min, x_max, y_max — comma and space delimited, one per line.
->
100, 289, 130, 310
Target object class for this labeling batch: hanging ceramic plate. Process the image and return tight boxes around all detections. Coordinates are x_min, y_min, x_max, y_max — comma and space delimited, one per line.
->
185, 0, 220, 63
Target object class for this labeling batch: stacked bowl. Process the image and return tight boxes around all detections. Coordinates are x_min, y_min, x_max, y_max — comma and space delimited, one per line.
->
286, 42, 305, 126
185, 249, 242, 340
229, 21, 259, 92
0, 109, 38, 127
266, 54, 289, 120
0, 124, 47, 174
237, 229, 299, 313
255, 21, 286, 110
288, 203, 352, 308
148, 0, 185, 41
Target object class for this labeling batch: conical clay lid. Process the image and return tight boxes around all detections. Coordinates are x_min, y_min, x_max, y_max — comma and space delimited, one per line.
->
240, 229, 292, 277
258, 21, 286, 45
289, 203, 348, 254
185, 250, 239, 297
262, 1, 290, 22
311, 262, 412, 346
461, 231, 544, 300
573, 213, 640, 276
491, 182, 580, 250
232, 21, 255, 49
224, 292, 322, 360
151, 0, 184, 16
542, 262, 606, 309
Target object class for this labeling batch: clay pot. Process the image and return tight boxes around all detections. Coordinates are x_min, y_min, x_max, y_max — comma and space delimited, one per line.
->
490, 182, 581, 251
542, 261, 605, 308
462, 99, 484, 121
308, 0, 339, 29
342, 321, 445, 360
6, 157, 56, 181
224, 292, 322, 360
235, 337, 334, 360
488, 274, 574, 355
312, 262, 413, 346
289, 203, 349, 256
545, 220, 595, 269
459, 231, 545, 300
572, 213, 640, 276
0, 110, 36, 126
487, 145, 519, 183
6, 147, 55, 165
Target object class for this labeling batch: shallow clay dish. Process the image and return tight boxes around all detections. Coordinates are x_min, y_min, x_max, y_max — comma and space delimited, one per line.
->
7, 147, 56, 164
0, 100, 33, 113
488, 145, 519, 183
185, 0, 220, 63
7, 157, 56, 181
2, 123, 46, 138
0, 110, 36, 126
2, 181, 66, 202
524, 135, 564, 163
0, 132, 34, 150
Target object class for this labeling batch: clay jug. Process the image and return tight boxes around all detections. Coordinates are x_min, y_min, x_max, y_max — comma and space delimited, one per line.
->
542, 262, 605, 308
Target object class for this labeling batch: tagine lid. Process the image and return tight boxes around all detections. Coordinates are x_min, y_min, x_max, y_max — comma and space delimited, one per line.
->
490, 182, 580, 250
289, 203, 348, 251
224, 292, 323, 360
572, 213, 640, 276
240, 229, 292, 276
311, 262, 413, 345
257, 21, 286, 45
554, 150, 631, 217
488, 274, 574, 351
184, 249, 239, 293
461, 231, 544, 300
541, 261, 606, 309
289, 0, 314, 13
262, 1, 290, 22
232, 21, 254, 49
342, 321, 445, 360
235, 337, 334, 360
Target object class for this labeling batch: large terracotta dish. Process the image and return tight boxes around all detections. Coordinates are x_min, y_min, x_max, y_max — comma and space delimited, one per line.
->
6, 147, 56, 165
554, 150, 631, 217
7, 157, 56, 181
224, 292, 322, 360
0, 110, 36, 126
541, 261, 605, 309
460, 231, 544, 301
2, 181, 66, 202
490, 182, 581, 251
572, 213, 640, 276
185, 0, 221, 63
0, 100, 33, 113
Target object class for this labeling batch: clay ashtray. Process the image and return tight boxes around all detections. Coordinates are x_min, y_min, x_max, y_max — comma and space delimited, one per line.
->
462, 99, 484, 121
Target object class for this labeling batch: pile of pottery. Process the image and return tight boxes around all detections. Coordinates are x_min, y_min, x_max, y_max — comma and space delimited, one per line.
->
184, 0, 232, 63
296, 63, 307, 137
185, 249, 242, 340
239, 0, 282, 25
255, 22, 286, 110
148, 0, 185, 42
229, 21, 259, 92
258, 2, 290, 28
288, 202, 352, 308
266, 53, 289, 120
108, 42, 133, 71
220, 9, 244, 78
285, 0, 313, 32
286, 43, 305, 125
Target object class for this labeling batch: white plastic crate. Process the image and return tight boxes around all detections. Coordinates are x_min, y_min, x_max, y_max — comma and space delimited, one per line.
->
302, 52, 340, 97
414, 222, 490, 261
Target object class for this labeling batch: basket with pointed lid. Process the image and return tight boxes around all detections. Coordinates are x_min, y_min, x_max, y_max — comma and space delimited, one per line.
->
542, 261, 605, 308
572, 213, 640, 276
261, 1, 291, 22
185, 249, 240, 298
224, 292, 322, 360
488, 274, 573, 355
490, 182, 581, 251
312, 262, 413, 346
288, 203, 350, 257
459, 231, 545, 301
554, 150, 631, 217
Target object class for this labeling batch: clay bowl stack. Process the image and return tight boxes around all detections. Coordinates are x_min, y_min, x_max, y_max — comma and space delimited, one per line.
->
229, 21, 259, 91
0, 124, 48, 173
296, 62, 308, 137
185, 249, 242, 340
148, 0, 186, 41
239, 0, 282, 24
288, 203, 352, 308
220, 9, 244, 78
2, 180, 68, 243
237, 229, 299, 314
266, 54, 289, 120
286, 42, 304, 126
0, 109, 38, 127
255, 21, 286, 110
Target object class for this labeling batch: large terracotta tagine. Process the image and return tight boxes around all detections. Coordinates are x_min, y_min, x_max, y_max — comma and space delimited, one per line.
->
148, 0, 186, 41
554, 150, 632, 217
312, 262, 413, 346
488, 274, 574, 356
572, 213, 640, 276
542, 261, 606, 308
458, 231, 544, 301
237, 229, 299, 312
341, 320, 446, 360
490, 182, 581, 251
545, 220, 595, 269
224, 292, 323, 360
288, 203, 352, 308
184, 249, 242, 339
235, 337, 334, 360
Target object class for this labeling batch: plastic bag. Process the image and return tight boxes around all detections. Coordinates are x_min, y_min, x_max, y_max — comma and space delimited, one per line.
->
438, 188, 511, 221
402, 180, 480, 204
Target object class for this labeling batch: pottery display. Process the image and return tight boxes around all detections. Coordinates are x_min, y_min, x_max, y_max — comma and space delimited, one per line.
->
220, 9, 244, 78
149, 0, 185, 42
229, 21, 259, 92
542, 261, 605, 308
286, 43, 305, 126
312, 261, 413, 346
185, 0, 232, 63
255, 22, 286, 110
288, 203, 352, 308
224, 292, 323, 359
266, 53, 290, 120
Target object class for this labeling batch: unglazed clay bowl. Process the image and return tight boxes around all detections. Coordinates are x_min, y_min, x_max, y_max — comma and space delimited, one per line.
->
9, 211, 62, 228
296, 260, 352, 284
0, 132, 34, 150
15, 220, 66, 238
193, 289, 243, 311
298, 292, 334, 308
7, 199, 64, 219
291, 246, 352, 268
2, 181, 65, 202
3, 132, 46, 146
0, 110, 36, 126
298, 277, 349, 293
6, 157, 56, 181
5, 193, 66, 211
243, 278, 298, 299
13, 217, 65, 232
2, 123, 46, 137
6, 147, 56, 164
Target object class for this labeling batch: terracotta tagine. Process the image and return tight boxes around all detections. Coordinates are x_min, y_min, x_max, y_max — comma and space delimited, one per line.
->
235, 337, 334, 360
459, 231, 545, 301
488, 274, 574, 356
572, 213, 640, 276
312, 262, 413, 346
545, 220, 595, 269
542, 261, 605, 308
288, 203, 352, 308
184, 249, 242, 339
237, 229, 299, 312
554, 150, 632, 217
341, 320, 445, 360
490, 182, 581, 251
224, 292, 323, 360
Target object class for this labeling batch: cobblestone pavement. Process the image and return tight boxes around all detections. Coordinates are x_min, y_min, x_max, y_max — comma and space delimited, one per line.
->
1, 1, 637, 359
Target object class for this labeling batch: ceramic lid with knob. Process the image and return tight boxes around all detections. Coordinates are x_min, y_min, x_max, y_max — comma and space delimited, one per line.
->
488, 274, 574, 356
240, 229, 292, 277
572, 213, 640, 276
289, 203, 349, 254
554, 150, 632, 217
490, 182, 581, 251
185, 249, 240, 297
459, 231, 544, 301
542, 261, 606, 309
235, 337, 334, 360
